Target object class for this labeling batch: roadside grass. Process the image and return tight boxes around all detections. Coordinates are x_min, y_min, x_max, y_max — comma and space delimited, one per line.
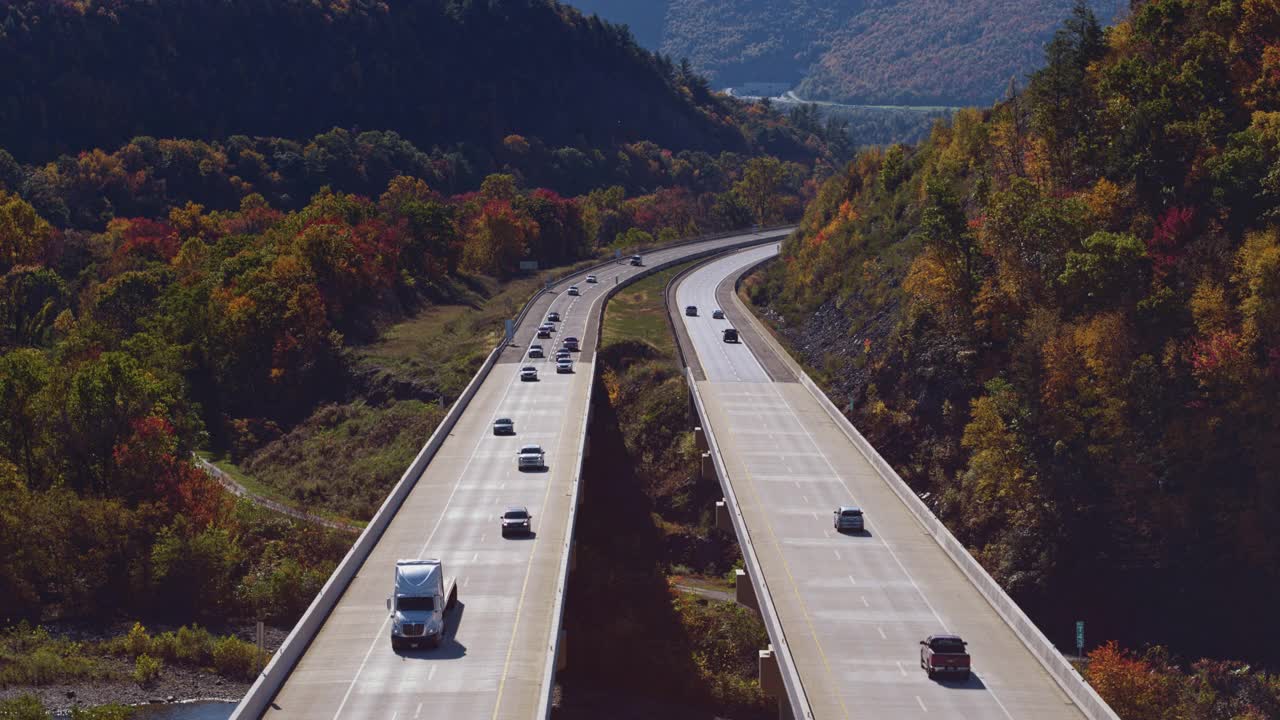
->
0, 625, 115, 687
600, 263, 691, 362
241, 400, 447, 521
0, 622, 266, 690
195, 451, 366, 529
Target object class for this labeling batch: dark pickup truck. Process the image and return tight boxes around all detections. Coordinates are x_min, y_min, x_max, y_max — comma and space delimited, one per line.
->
920, 635, 970, 681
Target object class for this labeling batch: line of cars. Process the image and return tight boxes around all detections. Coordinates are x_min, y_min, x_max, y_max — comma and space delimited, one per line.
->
684, 304, 738, 343
685, 293, 972, 683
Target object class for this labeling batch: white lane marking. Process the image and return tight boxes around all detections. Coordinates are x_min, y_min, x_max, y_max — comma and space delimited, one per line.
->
877, 625, 886, 639
463, 576, 470, 588
916, 696, 928, 712
332, 290, 561, 719
802, 495, 809, 503
897, 661, 907, 677
480, 534, 486, 543
471, 552, 479, 563
428, 665, 437, 682
833, 549, 842, 560
811, 512, 818, 520
861, 595, 869, 608
415, 702, 422, 718
848, 575, 857, 586
765, 363, 1018, 720
391, 712, 397, 720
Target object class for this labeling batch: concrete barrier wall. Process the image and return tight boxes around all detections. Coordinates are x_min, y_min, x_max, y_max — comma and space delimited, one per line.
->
231, 227, 794, 720
686, 370, 813, 720
536, 231, 793, 719
229, 338, 504, 720
727, 262, 1121, 720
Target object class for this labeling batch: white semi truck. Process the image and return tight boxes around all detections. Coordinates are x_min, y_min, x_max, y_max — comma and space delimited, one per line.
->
387, 559, 458, 650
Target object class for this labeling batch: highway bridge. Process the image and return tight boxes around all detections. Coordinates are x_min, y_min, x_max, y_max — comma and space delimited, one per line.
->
231, 231, 1117, 720
671, 244, 1117, 720
230, 228, 793, 720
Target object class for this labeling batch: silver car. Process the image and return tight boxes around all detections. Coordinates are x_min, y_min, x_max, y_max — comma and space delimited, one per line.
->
493, 417, 515, 435
567, 285, 580, 296
546, 311, 561, 323
528, 344, 545, 358
833, 506, 865, 533
586, 274, 598, 283
520, 366, 538, 381
556, 358, 573, 373
518, 444, 545, 470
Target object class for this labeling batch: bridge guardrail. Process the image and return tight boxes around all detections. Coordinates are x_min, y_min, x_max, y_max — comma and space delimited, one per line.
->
727, 253, 1121, 720
537, 229, 794, 718
229, 226, 794, 720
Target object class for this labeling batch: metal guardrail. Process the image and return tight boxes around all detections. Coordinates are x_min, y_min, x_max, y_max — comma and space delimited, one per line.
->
229, 226, 795, 720
726, 253, 1122, 720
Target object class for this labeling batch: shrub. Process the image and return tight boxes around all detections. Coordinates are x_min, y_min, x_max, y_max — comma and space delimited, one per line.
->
0, 695, 49, 720
212, 635, 261, 680
132, 654, 162, 686
122, 623, 150, 657
173, 625, 214, 663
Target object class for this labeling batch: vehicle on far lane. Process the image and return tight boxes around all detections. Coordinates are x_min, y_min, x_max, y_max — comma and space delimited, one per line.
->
833, 506, 865, 533
493, 417, 515, 435
520, 366, 538, 381
629, 255, 643, 266
500, 506, 532, 537
567, 285, 580, 296
685, 305, 698, 316
712, 309, 725, 319
547, 311, 561, 322
722, 328, 739, 343
528, 344, 545, 358
920, 635, 971, 681
586, 274, 598, 283
517, 444, 545, 470
563, 336, 580, 351
537, 324, 553, 338
556, 358, 573, 373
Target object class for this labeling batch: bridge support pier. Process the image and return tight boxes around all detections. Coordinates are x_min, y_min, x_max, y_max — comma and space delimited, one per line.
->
694, 426, 707, 452
734, 568, 759, 613
556, 628, 568, 672
715, 499, 732, 532
759, 646, 793, 719
701, 452, 714, 482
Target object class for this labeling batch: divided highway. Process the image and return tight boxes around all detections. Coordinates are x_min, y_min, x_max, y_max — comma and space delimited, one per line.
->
675, 245, 1093, 720
237, 228, 790, 720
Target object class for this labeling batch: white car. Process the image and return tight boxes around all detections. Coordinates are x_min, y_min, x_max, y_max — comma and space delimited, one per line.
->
567, 285, 580, 296
517, 444, 545, 470
520, 366, 538, 381
528, 344, 545, 358
586, 274, 598, 283
556, 358, 573, 373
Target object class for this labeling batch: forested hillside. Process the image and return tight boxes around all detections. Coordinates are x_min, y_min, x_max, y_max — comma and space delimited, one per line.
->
0, 0, 830, 675
0, 0, 817, 163
568, 0, 1127, 106
753, 0, 1280, 713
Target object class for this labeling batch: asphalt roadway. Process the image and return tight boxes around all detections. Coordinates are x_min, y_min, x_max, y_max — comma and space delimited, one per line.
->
262, 229, 787, 720
675, 245, 1087, 720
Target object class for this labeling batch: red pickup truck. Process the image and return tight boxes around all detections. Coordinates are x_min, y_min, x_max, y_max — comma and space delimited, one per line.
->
920, 634, 971, 680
